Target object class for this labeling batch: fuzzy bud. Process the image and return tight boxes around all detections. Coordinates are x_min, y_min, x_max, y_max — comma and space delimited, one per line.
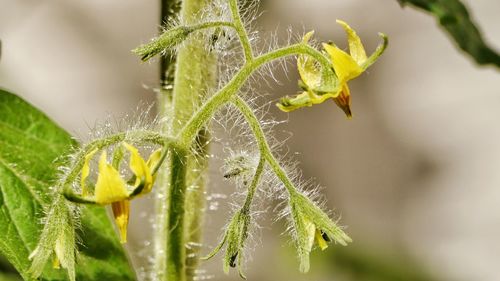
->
29, 198, 77, 281
132, 26, 194, 62
289, 193, 352, 273
202, 210, 251, 279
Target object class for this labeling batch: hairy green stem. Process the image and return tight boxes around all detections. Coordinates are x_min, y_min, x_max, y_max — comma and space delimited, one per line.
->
194, 21, 235, 30
178, 43, 331, 147
59, 131, 172, 190
184, 128, 210, 279
242, 155, 265, 212
232, 96, 298, 196
160, 0, 217, 280
154, 0, 180, 277
229, 0, 253, 61
165, 148, 189, 281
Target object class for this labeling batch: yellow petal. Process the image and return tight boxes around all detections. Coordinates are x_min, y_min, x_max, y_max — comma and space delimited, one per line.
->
333, 83, 353, 119
52, 256, 60, 269
53, 236, 66, 269
304, 218, 316, 254
362, 32, 389, 69
112, 200, 130, 243
81, 148, 98, 197
298, 30, 337, 94
315, 229, 329, 251
302, 30, 315, 43
147, 148, 163, 183
297, 30, 338, 95
310, 90, 341, 105
94, 151, 129, 204
146, 148, 162, 171
123, 143, 154, 194
336, 20, 367, 65
298, 32, 321, 91
298, 56, 322, 91
323, 43, 363, 83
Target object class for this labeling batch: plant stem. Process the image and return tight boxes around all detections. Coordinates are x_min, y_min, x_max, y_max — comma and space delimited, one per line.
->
232, 96, 298, 196
184, 128, 210, 280
242, 155, 265, 212
193, 21, 235, 30
158, 0, 217, 280
59, 131, 171, 190
229, 0, 253, 61
165, 147, 189, 281
178, 43, 332, 146
155, 0, 180, 278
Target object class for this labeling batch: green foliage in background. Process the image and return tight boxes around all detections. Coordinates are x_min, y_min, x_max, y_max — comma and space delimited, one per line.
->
0, 89, 135, 280
399, 0, 500, 67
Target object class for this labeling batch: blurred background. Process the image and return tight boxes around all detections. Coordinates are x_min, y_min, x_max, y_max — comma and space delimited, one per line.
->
1, 0, 500, 280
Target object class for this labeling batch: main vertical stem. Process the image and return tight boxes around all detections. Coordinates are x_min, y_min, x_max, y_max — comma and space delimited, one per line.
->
155, 0, 180, 279
165, 148, 189, 280
157, 0, 217, 280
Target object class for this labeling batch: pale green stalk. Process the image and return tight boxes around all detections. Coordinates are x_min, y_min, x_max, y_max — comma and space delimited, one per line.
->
158, 0, 217, 280
154, 0, 179, 278
228, 0, 253, 61
232, 96, 298, 196
178, 43, 332, 147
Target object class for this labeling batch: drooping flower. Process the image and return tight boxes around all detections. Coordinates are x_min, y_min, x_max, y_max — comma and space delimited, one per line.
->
29, 200, 77, 281
289, 193, 352, 273
64, 142, 162, 243
202, 209, 251, 279
277, 31, 339, 113
278, 20, 388, 118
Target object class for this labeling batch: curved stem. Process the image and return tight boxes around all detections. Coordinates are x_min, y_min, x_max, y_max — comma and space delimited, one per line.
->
232, 96, 298, 196
58, 131, 173, 190
229, 0, 254, 61
178, 43, 332, 147
242, 155, 265, 212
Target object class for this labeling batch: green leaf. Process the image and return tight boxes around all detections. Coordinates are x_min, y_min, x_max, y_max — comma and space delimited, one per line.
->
0, 254, 22, 281
0, 272, 23, 281
0, 88, 136, 280
399, 0, 500, 67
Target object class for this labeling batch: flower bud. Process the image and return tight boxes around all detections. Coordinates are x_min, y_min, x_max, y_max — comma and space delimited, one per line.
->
202, 210, 251, 279
289, 193, 352, 273
133, 26, 194, 61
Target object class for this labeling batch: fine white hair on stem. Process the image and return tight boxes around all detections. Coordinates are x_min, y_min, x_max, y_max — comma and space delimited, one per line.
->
76, 102, 160, 143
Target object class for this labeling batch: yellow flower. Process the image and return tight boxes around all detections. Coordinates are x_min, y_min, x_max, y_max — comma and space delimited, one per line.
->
277, 31, 339, 112
278, 20, 388, 118
68, 142, 162, 243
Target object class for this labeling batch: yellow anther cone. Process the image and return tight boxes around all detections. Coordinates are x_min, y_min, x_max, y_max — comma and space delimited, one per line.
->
112, 200, 130, 243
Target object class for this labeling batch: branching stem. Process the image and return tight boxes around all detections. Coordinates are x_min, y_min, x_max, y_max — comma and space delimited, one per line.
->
232, 96, 299, 196
178, 43, 331, 148
58, 131, 174, 190
242, 155, 265, 212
